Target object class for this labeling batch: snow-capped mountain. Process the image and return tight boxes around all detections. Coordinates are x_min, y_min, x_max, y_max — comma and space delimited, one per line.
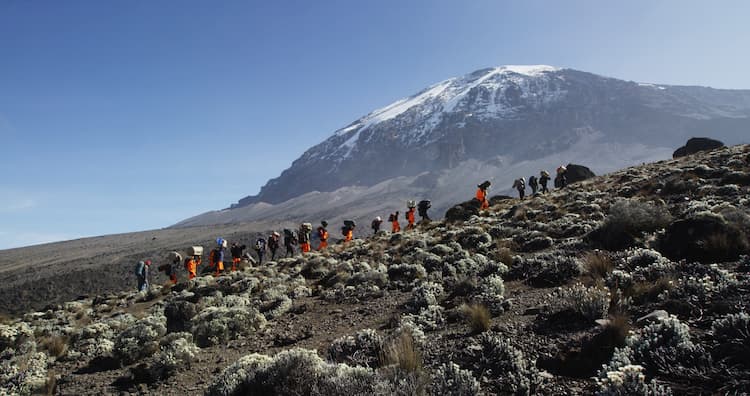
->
175, 66, 750, 227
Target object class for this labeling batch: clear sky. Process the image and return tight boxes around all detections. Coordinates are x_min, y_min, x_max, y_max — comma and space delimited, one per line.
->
1, 0, 749, 249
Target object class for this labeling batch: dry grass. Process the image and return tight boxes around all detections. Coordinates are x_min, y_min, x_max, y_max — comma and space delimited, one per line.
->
603, 313, 631, 344
496, 247, 514, 267
461, 303, 491, 334
40, 335, 69, 358
583, 251, 614, 282
42, 371, 57, 396
380, 331, 422, 372
626, 277, 674, 305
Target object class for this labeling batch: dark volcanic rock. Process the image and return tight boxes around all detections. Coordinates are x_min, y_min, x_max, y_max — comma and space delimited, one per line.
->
673, 137, 725, 158
658, 216, 749, 262
445, 199, 481, 222
565, 164, 596, 184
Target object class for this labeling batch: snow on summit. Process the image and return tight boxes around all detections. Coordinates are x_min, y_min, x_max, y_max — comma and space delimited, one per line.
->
332, 65, 566, 156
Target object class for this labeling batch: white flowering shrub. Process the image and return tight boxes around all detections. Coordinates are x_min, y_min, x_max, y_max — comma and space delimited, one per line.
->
671, 263, 739, 303
206, 348, 379, 396
114, 315, 167, 364
407, 282, 444, 312
327, 329, 384, 368
510, 252, 582, 286
428, 362, 481, 396
455, 226, 493, 252
190, 306, 266, 347
466, 332, 542, 395
595, 364, 673, 395
145, 332, 200, 380
0, 352, 49, 395
603, 315, 709, 377
402, 305, 446, 332
606, 270, 633, 290
260, 295, 293, 320
0, 322, 34, 351
712, 312, 750, 343
625, 248, 669, 269
552, 283, 610, 321
387, 264, 427, 287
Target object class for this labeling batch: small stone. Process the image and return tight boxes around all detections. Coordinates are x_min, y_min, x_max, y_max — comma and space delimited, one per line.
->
637, 310, 669, 324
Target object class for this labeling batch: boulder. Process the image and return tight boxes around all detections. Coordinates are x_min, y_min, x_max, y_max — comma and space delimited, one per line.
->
564, 164, 596, 184
658, 216, 749, 262
673, 137, 724, 158
445, 199, 481, 222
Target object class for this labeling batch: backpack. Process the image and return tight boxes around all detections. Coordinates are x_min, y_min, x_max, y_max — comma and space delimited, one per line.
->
255, 238, 266, 250
418, 200, 431, 210
529, 176, 538, 187
344, 219, 356, 228
341, 226, 350, 236
209, 248, 218, 264
134, 261, 145, 276
283, 229, 294, 238
388, 214, 395, 222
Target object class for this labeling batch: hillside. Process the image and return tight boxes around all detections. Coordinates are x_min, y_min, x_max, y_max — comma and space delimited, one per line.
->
1, 145, 749, 395
179, 65, 750, 229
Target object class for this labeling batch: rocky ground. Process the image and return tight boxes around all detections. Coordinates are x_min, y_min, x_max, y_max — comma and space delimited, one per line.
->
1, 145, 749, 395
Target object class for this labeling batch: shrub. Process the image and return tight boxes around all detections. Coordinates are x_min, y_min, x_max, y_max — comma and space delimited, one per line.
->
143, 332, 199, 381
595, 364, 673, 396
328, 329, 384, 368
587, 199, 672, 250
0, 352, 49, 395
467, 332, 542, 395
511, 252, 582, 286
114, 315, 167, 364
388, 264, 427, 287
603, 315, 710, 377
461, 304, 491, 334
552, 283, 610, 321
712, 312, 750, 343
407, 282, 444, 312
206, 349, 379, 396
190, 307, 266, 347
428, 363, 481, 396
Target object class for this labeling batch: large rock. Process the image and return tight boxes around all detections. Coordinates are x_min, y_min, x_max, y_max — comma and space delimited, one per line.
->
445, 199, 482, 222
673, 137, 725, 158
564, 164, 596, 184
658, 216, 749, 262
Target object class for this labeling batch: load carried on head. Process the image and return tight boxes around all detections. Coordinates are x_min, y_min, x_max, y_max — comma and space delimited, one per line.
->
187, 246, 203, 257
407, 200, 416, 209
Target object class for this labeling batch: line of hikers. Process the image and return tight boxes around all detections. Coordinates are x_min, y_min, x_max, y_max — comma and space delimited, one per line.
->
135, 167, 571, 290
134, 200, 434, 290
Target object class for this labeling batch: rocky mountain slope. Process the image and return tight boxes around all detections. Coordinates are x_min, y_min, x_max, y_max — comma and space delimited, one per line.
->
2, 145, 749, 395
180, 65, 750, 228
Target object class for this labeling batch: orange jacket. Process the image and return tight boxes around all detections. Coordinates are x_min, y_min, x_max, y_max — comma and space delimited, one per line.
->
345, 229, 353, 242
476, 188, 486, 202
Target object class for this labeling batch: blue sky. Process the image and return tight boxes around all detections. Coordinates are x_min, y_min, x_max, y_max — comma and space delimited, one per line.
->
1, 0, 749, 249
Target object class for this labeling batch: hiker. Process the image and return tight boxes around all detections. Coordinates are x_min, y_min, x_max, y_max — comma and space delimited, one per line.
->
417, 200, 431, 221
371, 216, 383, 234
539, 170, 550, 193
342, 220, 356, 242
406, 201, 416, 230
209, 238, 226, 277
298, 223, 312, 253
513, 177, 526, 199
162, 251, 182, 284
317, 221, 329, 250
254, 237, 267, 265
230, 242, 247, 271
554, 166, 567, 188
268, 232, 280, 260
184, 249, 201, 280
390, 211, 401, 233
283, 229, 296, 257
135, 260, 151, 291
476, 181, 491, 209
528, 176, 538, 195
